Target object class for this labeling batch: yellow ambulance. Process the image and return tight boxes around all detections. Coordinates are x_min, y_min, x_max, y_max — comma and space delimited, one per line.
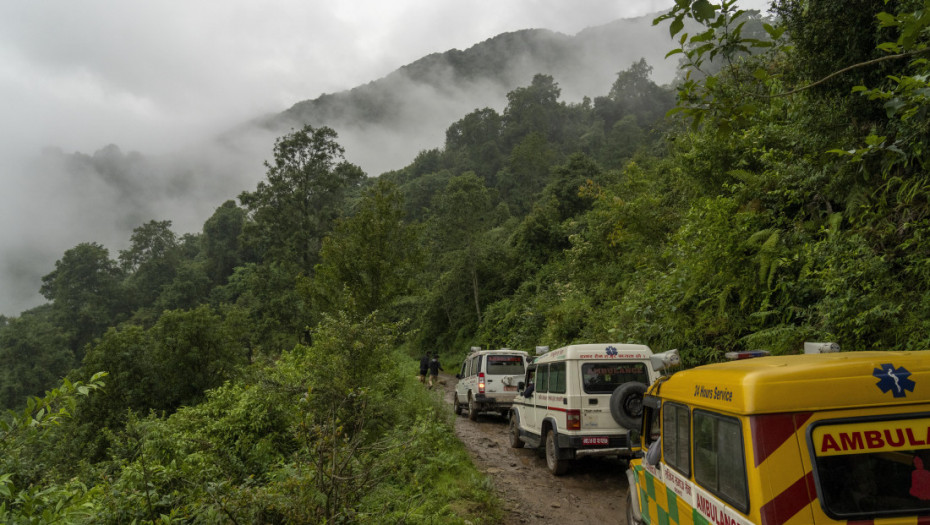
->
626, 350, 930, 525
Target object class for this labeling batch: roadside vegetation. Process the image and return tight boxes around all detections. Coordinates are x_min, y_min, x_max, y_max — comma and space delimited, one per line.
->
3, 0, 930, 521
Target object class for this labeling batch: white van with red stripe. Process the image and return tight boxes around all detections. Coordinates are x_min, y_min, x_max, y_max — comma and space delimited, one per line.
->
508, 343, 672, 475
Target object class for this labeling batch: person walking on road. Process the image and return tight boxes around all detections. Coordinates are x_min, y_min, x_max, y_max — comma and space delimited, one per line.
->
428, 354, 443, 389
418, 352, 431, 383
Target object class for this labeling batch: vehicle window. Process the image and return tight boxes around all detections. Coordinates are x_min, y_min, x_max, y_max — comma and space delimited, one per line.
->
694, 410, 748, 512
486, 355, 526, 375
662, 402, 691, 476
459, 362, 467, 377
549, 362, 566, 394
466, 357, 474, 377
643, 395, 661, 445
524, 367, 536, 390
537, 364, 550, 394
476, 356, 483, 375
581, 362, 649, 394
811, 416, 930, 519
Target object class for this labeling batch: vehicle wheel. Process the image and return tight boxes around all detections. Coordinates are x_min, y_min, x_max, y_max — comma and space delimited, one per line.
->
468, 396, 479, 421
626, 490, 643, 525
509, 414, 524, 448
610, 382, 647, 429
545, 429, 570, 475
453, 395, 463, 416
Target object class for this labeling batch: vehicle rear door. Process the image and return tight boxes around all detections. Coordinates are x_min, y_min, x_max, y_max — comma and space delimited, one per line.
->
580, 361, 650, 431
484, 353, 526, 399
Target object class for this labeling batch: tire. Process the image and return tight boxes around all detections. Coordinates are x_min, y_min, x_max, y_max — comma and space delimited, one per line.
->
468, 396, 479, 421
610, 382, 647, 429
509, 414, 524, 448
545, 428, 570, 475
453, 395, 463, 416
626, 490, 643, 525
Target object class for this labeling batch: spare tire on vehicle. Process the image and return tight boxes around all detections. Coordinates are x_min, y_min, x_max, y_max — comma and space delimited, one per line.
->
609, 382, 647, 429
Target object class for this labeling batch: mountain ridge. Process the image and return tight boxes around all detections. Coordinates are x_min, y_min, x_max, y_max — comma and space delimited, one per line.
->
243, 15, 678, 161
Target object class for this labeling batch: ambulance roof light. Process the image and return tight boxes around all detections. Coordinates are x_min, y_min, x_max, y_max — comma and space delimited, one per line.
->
725, 350, 770, 360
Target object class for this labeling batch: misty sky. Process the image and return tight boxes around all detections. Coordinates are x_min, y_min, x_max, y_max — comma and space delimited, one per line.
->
0, 0, 772, 316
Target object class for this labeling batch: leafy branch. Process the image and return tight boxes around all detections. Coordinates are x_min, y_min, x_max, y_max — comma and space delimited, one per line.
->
655, 0, 930, 131
1, 372, 107, 523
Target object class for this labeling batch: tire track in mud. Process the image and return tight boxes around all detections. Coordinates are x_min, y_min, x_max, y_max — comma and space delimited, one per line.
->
437, 373, 633, 524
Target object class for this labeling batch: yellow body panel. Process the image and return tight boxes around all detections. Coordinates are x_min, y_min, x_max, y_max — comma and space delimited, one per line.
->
630, 351, 930, 525
653, 351, 930, 414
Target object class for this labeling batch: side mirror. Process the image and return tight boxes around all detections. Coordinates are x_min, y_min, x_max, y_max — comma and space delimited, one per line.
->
518, 381, 525, 391
455, 373, 461, 379
629, 429, 642, 448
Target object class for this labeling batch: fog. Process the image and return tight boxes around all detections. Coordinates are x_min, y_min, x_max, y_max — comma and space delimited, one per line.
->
0, 0, 772, 316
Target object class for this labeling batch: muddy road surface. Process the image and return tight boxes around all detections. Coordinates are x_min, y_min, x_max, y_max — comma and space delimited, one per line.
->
437, 374, 633, 524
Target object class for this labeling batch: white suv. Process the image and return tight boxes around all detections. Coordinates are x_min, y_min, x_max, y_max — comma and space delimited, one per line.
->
454, 348, 529, 421
509, 343, 677, 475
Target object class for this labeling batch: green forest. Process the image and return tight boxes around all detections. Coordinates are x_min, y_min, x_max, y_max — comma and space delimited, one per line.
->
3, 0, 930, 522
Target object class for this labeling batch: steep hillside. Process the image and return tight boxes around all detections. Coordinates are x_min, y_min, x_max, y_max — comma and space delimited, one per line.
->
242, 16, 678, 176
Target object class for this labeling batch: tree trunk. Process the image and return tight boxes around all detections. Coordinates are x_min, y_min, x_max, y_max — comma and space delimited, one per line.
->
472, 267, 482, 326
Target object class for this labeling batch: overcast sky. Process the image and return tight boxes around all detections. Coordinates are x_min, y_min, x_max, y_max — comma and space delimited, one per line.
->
0, 0, 771, 316
0, 0, 771, 158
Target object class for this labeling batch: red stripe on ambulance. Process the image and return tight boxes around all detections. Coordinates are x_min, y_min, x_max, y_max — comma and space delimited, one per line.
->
759, 471, 816, 525
750, 412, 812, 467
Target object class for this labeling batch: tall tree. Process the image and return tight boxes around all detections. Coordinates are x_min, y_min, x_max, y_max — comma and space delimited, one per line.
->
239, 125, 365, 273
428, 173, 498, 326
309, 179, 420, 319
0, 308, 72, 409
607, 58, 675, 127
498, 131, 558, 214
40, 242, 124, 357
444, 107, 504, 179
118, 220, 181, 311
502, 74, 566, 148
202, 200, 248, 285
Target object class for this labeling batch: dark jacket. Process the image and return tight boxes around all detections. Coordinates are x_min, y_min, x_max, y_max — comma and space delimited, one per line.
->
428, 357, 443, 375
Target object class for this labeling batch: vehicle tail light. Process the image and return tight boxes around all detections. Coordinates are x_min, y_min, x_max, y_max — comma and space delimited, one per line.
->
478, 372, 485, 393
567, 409, 581, 430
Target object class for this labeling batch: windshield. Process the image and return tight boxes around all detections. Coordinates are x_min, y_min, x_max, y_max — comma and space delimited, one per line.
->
486, 355, 525, 375
581, 362, 648, 394
811, 416, 930, 519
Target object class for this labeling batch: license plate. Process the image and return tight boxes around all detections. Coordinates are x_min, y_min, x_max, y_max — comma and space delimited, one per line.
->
503, 385, 517, 391
582, 437, 609, 446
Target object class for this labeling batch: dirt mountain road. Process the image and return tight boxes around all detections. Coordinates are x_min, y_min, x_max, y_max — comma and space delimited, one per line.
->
437, 373, 633, 524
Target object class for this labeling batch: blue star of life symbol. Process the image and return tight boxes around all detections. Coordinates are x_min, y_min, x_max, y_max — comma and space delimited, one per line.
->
873, 363, 916, 398
605, 346, 618, 356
